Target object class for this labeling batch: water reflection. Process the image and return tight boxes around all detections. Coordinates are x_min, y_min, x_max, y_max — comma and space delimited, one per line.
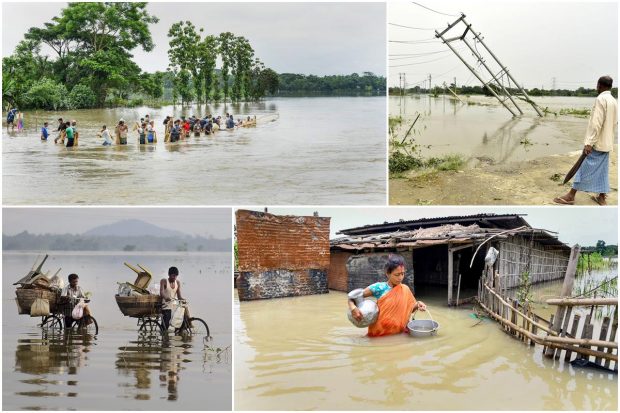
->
115, 333, 209, 402
14, 331, 96, 399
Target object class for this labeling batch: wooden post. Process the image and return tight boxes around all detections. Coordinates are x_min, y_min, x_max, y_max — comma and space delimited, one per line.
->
604, 321, 617, 369
564, 314, 581, 361
511, 299, 518, 337
595, 317, 611, 366
448, 245, 453, 305
545, 244, 580, 358
456, 273, 462, 307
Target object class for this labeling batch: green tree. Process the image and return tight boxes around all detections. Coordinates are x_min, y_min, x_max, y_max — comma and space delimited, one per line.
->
67, 83, 96, 108
168, 21, 202, 103
25, 78, 67, 110
199, 35, 219, 102
596, 240, 606, 254
56, 2, 158, 106
176, 70, 194, 105
218, 32, 235, 102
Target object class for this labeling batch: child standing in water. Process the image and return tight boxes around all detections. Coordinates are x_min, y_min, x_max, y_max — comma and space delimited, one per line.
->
16, 111, 24, 132
65, 121, 75, 147
147, 121, 156, 143
98, 125, 112, 146
138, 122, 146, 145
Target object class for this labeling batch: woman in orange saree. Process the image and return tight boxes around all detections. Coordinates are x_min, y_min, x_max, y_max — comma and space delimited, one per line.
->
348, 255, 426, 337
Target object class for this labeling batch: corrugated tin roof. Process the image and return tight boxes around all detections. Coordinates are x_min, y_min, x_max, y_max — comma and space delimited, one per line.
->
337, 214, 529, 236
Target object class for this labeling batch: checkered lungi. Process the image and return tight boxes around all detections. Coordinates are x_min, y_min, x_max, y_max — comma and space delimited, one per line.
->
572, 150, 610, 193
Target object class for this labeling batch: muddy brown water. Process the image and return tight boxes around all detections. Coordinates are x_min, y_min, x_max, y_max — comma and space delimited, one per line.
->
390, 95, 601, 165
2, 97, 385, 205
234, 276, 617, 410
2, 252, 232, 410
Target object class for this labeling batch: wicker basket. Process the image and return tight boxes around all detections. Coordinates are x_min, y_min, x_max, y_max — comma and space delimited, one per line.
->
15, 288, 60, 315
115, 294, 160, 318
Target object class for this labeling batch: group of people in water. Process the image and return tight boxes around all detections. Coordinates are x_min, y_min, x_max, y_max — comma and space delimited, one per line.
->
9, 111, 257, 147
162, 113, 256, 143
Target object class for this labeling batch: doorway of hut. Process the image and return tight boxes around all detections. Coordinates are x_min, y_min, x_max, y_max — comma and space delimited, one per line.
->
410, 244, 486, 306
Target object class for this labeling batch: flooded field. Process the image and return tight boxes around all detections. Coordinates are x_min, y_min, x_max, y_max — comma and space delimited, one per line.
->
2, 97, 385, 205
389, 95, 618, 205
2, 251, 232, 411
234, 276, 617, 410
391, 95, 592, 163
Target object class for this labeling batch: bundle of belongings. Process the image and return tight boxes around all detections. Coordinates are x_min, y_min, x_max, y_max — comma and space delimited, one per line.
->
14, 254, 64, 317
115, 263, 161, 317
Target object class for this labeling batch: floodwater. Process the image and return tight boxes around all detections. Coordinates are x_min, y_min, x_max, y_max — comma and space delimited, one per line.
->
389, 95, 598, 165
2, 97, 385, 205
2, 251, 232, 411
234, 283, 617, 410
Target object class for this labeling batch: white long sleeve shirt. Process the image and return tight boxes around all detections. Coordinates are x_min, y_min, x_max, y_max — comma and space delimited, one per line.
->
584, 90, 618, 152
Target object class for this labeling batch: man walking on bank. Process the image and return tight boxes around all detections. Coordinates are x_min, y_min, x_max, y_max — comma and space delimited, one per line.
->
554, 76, 617, 206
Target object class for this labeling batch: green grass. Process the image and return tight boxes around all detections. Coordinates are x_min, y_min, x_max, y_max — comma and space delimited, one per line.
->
559, 108, 591, 117
389, 153, 464, 175
388, 116, 403, 134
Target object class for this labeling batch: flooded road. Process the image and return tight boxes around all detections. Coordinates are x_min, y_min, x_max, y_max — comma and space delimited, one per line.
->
2, 251, 232, 410
234, 287, 617, 410
390, 95, 595, 164
3, 97, 385, 205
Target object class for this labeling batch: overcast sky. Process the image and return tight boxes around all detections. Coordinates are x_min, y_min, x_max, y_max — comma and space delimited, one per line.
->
2, 208, 232, 238
2, 1, 386, 76
389, 0, 618, 89
239, 207, 618, 246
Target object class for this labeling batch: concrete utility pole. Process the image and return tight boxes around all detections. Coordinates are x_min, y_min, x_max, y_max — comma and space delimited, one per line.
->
428, 74, 432, 93
435, 13, 543, 117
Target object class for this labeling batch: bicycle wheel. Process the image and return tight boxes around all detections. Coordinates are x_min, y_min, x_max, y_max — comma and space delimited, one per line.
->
74, 316, 98, 335
41, 314, 63, 332
182, 317, 210, 338
139, 319, 164, 335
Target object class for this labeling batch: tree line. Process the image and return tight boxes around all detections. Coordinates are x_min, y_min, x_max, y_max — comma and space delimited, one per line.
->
3, 2, 385, 111
2, 2, 279, 110
3, 231, 231, 252
389, 85, 618, 98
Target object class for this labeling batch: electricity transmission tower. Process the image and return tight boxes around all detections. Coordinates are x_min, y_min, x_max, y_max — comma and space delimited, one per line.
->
435, 13, 543, 117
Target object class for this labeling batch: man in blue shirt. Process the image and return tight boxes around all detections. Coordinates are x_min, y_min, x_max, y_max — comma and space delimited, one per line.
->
6, 108, 18, 131
40, 122, 50, 141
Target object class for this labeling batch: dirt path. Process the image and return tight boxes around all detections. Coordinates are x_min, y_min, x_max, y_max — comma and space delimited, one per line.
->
390, 148, 618, 205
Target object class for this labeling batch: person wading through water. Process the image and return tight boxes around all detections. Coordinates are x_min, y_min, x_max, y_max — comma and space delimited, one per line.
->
348, 255, 427, 337
160, 266, 184, 331
554, 76, 618, 206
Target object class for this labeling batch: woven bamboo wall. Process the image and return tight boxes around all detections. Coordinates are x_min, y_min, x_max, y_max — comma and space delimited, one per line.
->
497, 236, 570, 289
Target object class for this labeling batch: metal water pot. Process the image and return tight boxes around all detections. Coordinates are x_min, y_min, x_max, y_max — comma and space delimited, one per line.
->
347, 288, 379, 328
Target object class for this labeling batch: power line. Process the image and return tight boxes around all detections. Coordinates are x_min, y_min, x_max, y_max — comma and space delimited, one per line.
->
389, 50, 451, 57
388, 22, 436, 31
410, 1, 459, 17
390, 54, 455, 67
389, 39, 439, 44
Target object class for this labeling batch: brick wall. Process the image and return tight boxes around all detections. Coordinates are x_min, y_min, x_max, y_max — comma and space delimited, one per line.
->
328, 250, 352, 291
236, 209, 331, 300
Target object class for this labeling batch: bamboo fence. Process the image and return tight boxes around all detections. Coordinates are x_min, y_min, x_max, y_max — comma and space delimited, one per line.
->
478, 245, 617, 371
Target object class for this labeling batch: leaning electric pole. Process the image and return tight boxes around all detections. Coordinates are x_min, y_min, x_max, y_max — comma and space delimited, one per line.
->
435, 13, 543, 117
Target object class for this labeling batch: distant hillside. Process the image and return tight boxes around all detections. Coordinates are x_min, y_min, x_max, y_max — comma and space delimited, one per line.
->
3, 231, 230, 252
84, 219, 186, 238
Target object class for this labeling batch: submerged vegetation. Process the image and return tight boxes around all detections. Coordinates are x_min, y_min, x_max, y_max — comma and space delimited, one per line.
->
389, 110, 464, 176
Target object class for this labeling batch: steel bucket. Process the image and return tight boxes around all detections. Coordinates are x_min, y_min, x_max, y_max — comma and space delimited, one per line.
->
407, 309, 439, 338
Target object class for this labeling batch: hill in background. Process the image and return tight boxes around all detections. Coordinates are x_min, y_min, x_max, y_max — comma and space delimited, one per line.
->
3, 219, 230, 252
